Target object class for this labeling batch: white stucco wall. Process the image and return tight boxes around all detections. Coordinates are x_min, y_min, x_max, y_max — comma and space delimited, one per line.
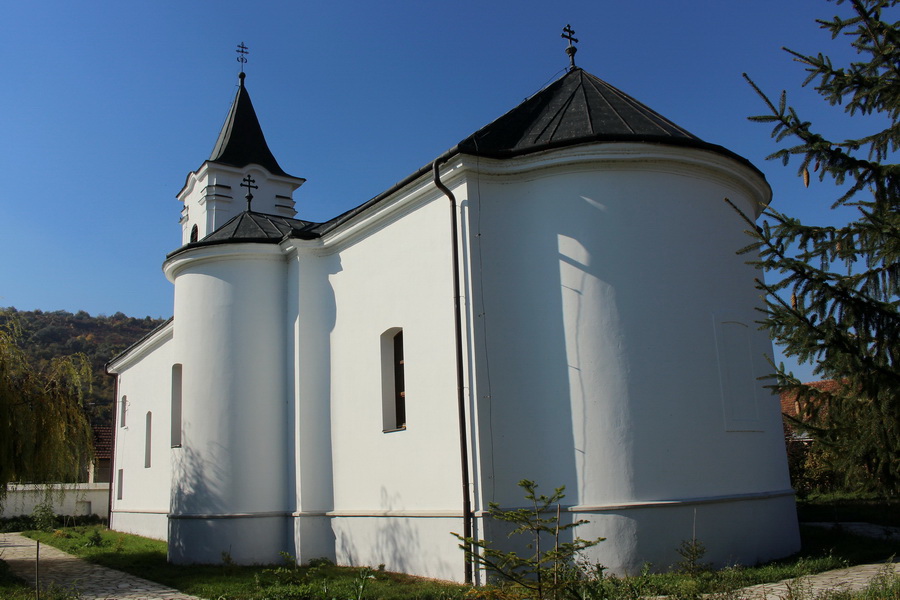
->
165, 245, 291, 564
108, 324, 174, 540
287, 171, 470, 579
461, 145, 798, 574
178, 162, 303, 244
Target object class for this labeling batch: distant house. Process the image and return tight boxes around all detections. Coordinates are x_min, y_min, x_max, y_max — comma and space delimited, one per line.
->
0, 424, 113, 519
780, 380, 842, 440
89, 424, 112, 484
108, 60, 799, 582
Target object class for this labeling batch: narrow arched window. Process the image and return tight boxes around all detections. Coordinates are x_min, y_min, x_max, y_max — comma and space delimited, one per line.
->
381, 328, 406, 432
144, 412, 152, 468
171, 364, 183, 447
190, 224, 199, 243
393, 331, 406, 428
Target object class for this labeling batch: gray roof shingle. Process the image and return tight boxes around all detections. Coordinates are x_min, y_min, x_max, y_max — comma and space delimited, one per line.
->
457, 68, 749, 164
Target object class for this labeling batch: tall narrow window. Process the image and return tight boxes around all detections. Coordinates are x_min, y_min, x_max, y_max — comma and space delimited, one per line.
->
144, 412, 153, 468
119, 395, 127, 428
116, 469, 124, 500
394, 331, 406, 428
381, 328, 406, 431
171, 364, 183, 447
190, 225, 199, 243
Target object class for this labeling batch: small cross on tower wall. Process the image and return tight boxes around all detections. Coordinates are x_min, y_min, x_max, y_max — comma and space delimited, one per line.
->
241, 174, 258, 211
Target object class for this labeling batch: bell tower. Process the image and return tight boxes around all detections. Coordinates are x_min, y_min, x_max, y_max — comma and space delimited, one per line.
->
177, 70, 305, 245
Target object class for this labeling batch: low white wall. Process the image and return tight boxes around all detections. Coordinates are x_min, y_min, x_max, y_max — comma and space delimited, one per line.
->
1, 484, 110, 519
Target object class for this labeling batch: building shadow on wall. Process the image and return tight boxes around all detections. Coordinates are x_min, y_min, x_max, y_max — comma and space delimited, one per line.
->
470, 188, 580, 506
168, 444, 228, 563
335, 487, 429, 575
292, 253, 340, 562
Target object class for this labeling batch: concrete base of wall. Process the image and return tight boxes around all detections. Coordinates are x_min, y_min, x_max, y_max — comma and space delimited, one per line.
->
565, 493, 801, 576
168, 514, 291, 565
330, 515, 465, 582
110, 493, 798, 583
110, 510, 168, 540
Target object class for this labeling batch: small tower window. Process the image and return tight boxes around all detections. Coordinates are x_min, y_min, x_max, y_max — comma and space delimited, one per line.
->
381, 328, 406, 431
190, 225, 199, 243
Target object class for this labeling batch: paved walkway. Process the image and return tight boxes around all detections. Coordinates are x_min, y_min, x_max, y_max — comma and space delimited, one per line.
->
0, 528, 898, 600
0, 532, 202, 600
738, 562, 896, 599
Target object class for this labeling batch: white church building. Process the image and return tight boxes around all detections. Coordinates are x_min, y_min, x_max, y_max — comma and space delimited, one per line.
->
108, 56, 800, 582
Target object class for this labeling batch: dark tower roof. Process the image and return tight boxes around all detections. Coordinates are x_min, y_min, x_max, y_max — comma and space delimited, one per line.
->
208, 72, 290, 177
167, 211, 320, 258
457, 67, 755, 171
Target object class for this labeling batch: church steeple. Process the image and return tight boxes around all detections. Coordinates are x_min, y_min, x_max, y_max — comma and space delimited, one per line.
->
208, 72, 290, 177
176, 71, 305, 247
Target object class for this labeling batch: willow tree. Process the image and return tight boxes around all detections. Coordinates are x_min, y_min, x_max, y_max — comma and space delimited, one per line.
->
0, 315, 94, 504
736, 0, 900, 493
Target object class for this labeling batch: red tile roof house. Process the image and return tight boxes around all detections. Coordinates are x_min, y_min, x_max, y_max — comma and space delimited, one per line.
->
780, 380, 843, 494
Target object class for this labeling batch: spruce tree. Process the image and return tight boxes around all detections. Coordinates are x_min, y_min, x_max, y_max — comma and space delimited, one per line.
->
735, 0, 899, 494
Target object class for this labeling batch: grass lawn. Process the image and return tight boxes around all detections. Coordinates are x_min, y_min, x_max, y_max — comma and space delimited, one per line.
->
20, 526, 468, 600
10, 522, 900, 600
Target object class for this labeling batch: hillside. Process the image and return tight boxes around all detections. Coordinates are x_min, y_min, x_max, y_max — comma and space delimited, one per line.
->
0, 308, 167, 425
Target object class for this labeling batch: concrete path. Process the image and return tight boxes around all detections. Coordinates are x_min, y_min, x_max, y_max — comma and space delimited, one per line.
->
0, 528, 898, 600
738, 562, 896, 600
0, 532, 203, 600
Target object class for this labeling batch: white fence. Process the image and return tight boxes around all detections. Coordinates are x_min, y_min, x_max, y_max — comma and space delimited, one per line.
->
1, 484, 110, 519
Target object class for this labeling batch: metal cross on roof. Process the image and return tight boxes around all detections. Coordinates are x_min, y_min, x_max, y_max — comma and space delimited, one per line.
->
241, 174, 258, 211
236, 42, 249, 73
561, 25, 578, 71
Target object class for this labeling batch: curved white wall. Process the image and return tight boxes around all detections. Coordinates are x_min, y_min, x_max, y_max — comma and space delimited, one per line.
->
166, 244, 290, 564
464, 146, 798, 573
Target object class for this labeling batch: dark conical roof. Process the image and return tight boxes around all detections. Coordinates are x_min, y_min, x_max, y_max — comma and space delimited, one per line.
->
167, 211, 319, 258
209, 73, 289, 177
457, 68, 750, 166
202, 211, 317, 243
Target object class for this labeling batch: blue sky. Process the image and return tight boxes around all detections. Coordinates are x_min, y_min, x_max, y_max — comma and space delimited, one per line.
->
1, 1, 874, 381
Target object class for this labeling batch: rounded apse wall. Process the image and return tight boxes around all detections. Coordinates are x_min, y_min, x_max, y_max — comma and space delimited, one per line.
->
166, 244, 290, 564
467, 146, 797, 571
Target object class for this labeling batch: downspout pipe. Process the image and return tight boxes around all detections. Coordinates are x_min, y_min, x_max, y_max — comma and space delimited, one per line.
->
433, 158, 474, 584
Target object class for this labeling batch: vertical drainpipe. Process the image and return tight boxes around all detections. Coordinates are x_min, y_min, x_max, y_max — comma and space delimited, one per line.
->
433, 158, 473, 584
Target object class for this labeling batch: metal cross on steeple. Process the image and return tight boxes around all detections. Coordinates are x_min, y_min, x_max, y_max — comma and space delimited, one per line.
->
241, 174, 258, 211
236, 42, 249, 73
561, 25, 578, 71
